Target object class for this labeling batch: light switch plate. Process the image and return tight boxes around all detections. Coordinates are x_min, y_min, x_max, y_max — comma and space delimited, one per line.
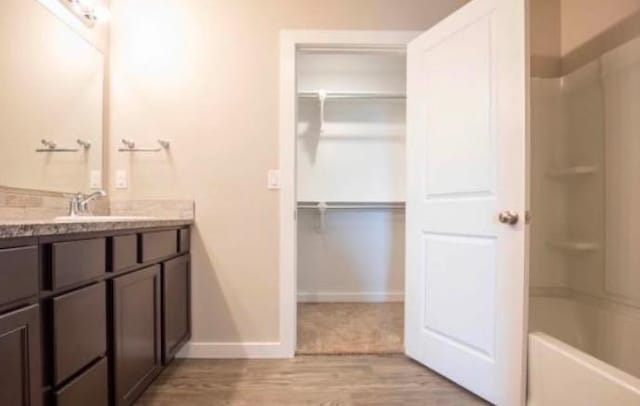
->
267, 169, 281, 190
115, 170, 128, 189
90, 170, 102, 189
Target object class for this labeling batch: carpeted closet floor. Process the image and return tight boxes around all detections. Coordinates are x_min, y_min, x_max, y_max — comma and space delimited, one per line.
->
296, 302, 404, 354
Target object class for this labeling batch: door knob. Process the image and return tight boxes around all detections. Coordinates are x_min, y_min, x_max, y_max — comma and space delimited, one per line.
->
498, 211, 519, 225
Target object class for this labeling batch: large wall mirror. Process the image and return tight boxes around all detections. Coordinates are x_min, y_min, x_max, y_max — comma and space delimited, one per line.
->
0, 0, 104, 193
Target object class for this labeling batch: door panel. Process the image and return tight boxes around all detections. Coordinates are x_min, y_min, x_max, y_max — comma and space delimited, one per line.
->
423, 234, 496, 357
423, 17, 494, 197
0, 304, 42, 406
405, 0, 528, 404
162, 255, 191, 364
112, 265, 162, 406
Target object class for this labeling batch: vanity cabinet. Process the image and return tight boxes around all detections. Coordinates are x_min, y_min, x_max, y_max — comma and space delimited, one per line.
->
112, 265, 162, 406
0, 224, 192, 406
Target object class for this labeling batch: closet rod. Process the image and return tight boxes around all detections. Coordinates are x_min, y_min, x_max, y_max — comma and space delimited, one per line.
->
297, 202, 405, 209
298, 46, 406, 55
298, 91, 406, 100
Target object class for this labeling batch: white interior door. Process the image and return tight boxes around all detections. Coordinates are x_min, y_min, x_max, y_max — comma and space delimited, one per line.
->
404, 0, 528, 405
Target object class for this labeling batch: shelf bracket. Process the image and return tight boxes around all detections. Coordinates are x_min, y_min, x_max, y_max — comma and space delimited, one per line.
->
318, 90, 327, 134
316, 201, 328, 232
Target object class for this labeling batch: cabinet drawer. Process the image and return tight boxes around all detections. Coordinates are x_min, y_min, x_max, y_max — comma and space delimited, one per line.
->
178, 228, 190, 253
53, 283, 106, 385
112, 235, 138, 272
140, 230, 177, 263
0, 246, 38, 308
162, 255, 190, 363
55, 358, 108, 406
51, 239, 106, 289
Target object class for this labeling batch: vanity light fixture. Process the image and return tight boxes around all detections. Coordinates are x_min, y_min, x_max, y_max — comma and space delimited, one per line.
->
59, 0, 110, 27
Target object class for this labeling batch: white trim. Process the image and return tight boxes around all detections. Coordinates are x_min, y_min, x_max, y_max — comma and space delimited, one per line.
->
279, 30, 421, 358
298, 292, 405, 303
176, 342, 288, 359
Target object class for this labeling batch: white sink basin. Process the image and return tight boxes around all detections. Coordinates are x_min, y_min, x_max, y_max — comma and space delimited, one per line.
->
54, 216, 156, 222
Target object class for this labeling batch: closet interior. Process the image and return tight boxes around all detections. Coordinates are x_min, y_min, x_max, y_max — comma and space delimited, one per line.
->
295, 46, 406, 354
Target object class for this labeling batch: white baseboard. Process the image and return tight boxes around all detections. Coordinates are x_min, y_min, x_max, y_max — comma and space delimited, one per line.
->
176, 341, 291, 359
297, 292, 404, 303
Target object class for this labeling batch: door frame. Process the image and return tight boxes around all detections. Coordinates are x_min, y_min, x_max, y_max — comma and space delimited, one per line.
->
278, 30, 420, 357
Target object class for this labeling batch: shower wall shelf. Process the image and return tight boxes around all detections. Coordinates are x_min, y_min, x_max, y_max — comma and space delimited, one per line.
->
545, 165, 597, 180
546, 240, 599, 252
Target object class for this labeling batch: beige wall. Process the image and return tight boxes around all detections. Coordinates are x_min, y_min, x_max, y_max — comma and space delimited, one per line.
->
108, 0, 468, 344
561, 0, 640, 55
530, 0, 640, 75
531, 0, 561, 58
530, 0, 561, 77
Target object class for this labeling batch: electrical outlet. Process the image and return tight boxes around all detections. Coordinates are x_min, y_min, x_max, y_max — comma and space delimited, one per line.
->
267, 169, 281, 190
90, 170, 102, 189
115, 170, 128, 189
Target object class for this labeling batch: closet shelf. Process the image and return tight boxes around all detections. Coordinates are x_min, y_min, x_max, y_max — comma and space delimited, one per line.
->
298, 202, 405, 232
297, 201, 405, 210
546, 240, 599, 252
299, 90, 405, 134
298, 90, 406, 100
545, 166, 597, 180
297, 133, 405, 139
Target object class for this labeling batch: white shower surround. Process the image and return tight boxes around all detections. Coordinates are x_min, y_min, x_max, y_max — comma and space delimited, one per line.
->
529, 34, 640, 404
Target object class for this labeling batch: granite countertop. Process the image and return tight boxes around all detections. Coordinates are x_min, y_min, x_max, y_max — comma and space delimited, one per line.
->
0, 217, 194, 239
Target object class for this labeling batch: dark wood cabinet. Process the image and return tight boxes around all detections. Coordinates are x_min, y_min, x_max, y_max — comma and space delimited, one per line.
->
112, 265, 163, 406
0, 225, 191, 406
0, 304, 42, 406
162, 255, 191, 363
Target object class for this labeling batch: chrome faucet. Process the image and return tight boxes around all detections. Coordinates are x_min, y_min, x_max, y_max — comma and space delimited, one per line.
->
69, 190, 107, 217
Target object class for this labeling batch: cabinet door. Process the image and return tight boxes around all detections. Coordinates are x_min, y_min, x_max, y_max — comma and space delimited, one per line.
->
162, 255, 191, 364
112, 266, 162, 406
0, 305, 42, 406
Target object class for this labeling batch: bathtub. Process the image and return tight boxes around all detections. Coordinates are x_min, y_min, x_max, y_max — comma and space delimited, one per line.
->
528, 295, 640, 405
